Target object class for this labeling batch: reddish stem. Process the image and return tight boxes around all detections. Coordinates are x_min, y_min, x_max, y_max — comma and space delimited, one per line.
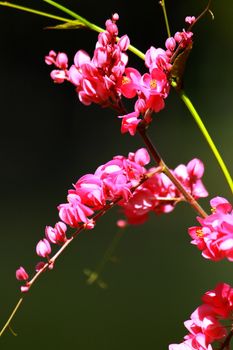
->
137, 122, 208, 218
219, 330, 233, 350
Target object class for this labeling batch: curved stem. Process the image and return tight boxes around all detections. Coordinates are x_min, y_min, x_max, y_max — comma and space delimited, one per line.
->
137, 123, 208, 218
188, 0, 212, 32
0, 2, 72, 23
0, 1, 146, 61
159, 0, 171, 37
85, 227, 125, 286
177, 87, 233, 194
219, 329, 233, 350
0, 298, 23, 337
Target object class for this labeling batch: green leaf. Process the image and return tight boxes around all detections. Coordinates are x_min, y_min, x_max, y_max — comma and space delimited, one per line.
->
46, 19, 87, 30
170, 42, 193, 91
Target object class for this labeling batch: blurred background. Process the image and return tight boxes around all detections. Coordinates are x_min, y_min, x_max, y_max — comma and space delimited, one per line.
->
0, 0, 232, 349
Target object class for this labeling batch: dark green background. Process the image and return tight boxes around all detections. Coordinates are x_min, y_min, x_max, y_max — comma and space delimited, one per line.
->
0, 1, 232, 349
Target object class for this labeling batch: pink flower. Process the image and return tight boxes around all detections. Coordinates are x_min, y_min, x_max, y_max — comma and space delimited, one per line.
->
174, 30, 193, 48
169, 283, 233, 350
119, 66, 170, 133
187, 304, 227, 342
72, 174, 105, 210
16, 266, 29, 281
133, 148, 150, 166
45, 51, 69, 84
45, 221, 67, 244
36, 238, 51, 258
145, 46, 171, 72
185, 16, 196, 25
58, 194, 94, 227
188, 197, 233, 261
165, 37, 176, 52
202, 283, 233, 318
119, 112, 140, 136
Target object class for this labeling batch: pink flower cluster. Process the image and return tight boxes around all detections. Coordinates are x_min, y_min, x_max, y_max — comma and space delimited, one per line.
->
189, 197, 233, 261
15, 148, 150, 291
169, 283, 233, 350
58, 148, 150, 227
45, 14, 194, 136
120, 158, 208, 224
45, 13, 129, 109
16, 148, 207, 291
118, 22, 194, 135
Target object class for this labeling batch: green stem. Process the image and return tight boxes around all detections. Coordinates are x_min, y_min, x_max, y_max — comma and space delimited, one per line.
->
85, 228, 124, 286
178, 87, 233, 194
43, 0, 98, 28
0, 298, 23, 337
159, 0, 171, 38
0, 1, 146, 60
0, 2, 72, 23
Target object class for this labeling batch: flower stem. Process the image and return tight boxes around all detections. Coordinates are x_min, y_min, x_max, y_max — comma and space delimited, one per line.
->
0, 297, 23, 337
0, 1, 146, 61
0, 2, 72, 23
85, 227, 125, 286
219, 329, 233, 350
137, 123, 208, 218
177, 87, 233, 194
159, 0, 171, 38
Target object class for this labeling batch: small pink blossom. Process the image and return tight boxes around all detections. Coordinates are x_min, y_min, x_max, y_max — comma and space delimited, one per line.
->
21, 285, 30, 293
45, 50, 57, 65
58, 193, 94, 227
45, 221, 67, 244
36, 238, 51, 258
50, 69, 68, 84
16, 266, 29, 281
165, 37, 176, 52
119, 112, 140, 136
188, 197, 233, 261
145, 46, 171, 72
185, 16, 196, 25
174, 30, 193, 48
72, 174, 105, 210
202, 283, 233, 318
55, 52, 68, 69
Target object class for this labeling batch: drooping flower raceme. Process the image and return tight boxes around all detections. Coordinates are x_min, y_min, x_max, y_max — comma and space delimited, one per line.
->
118, 21, 194, 135
169, 283, 233, 350
188, 196, 233, 261
16, 149, 208, 292
45, 14, 194, 135
45, 13, 129, 111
